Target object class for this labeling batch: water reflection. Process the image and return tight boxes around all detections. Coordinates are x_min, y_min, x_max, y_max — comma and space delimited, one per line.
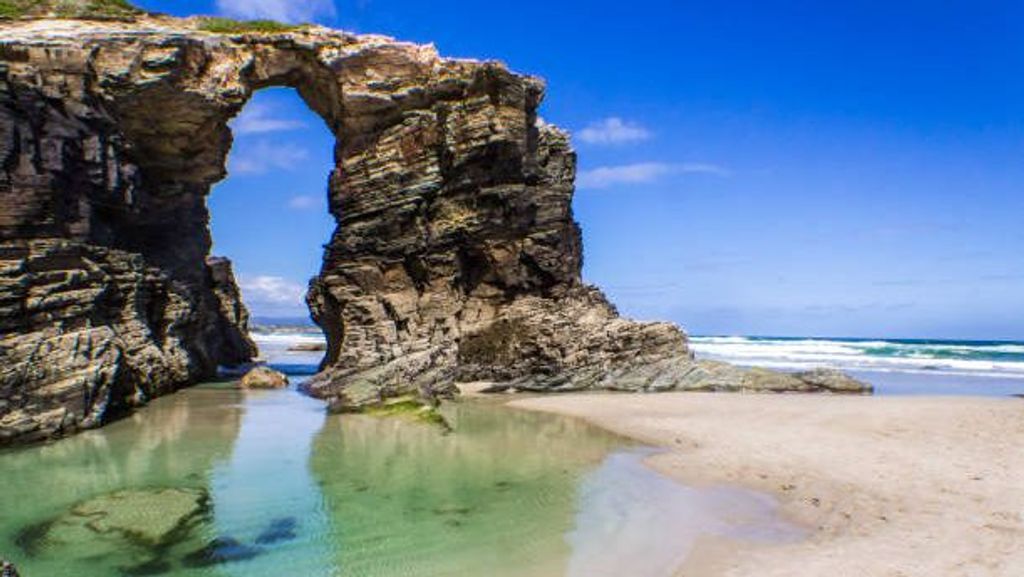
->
0, 385, 245, 576
310, 401, 626, 577
0, 336, 805, 577
209, 384, 334, 577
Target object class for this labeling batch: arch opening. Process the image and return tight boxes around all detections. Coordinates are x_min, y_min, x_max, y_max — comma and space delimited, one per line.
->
211, 86, 336, 372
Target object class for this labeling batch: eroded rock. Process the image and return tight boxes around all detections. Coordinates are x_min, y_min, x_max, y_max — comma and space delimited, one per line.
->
0, 15, 869, 444
287, 343, 327, 353
793, 368, 873, 394
240, 366, 289, 390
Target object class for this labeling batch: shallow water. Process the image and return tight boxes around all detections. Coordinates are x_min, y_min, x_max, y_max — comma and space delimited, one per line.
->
0, 344, 801, 577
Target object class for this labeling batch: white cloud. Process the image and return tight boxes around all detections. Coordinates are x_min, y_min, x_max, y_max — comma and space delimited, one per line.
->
230, 141, 309, 175
577, 117, 651, 145
577, 162, 729, 190
677, 163, 731, 176
239, 275, 306, 306
216, 0, 336, 23
287, 195, 321, 210
231, 102, 305, 135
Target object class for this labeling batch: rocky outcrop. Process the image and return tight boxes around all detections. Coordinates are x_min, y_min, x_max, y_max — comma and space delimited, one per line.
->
240, 366, 289, 390
0, 240, 255, 444
0, 15, 869, 444
791, 368, 870, 393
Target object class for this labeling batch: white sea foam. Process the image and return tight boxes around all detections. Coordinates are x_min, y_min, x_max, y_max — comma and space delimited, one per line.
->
251, 332, 325, 346
690, 336, 1024, 379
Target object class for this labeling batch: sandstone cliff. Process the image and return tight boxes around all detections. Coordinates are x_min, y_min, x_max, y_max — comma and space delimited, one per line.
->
0, 15, 868, 445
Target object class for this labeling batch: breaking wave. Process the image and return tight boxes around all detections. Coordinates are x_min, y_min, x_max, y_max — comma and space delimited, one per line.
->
690, 336, 1024, 379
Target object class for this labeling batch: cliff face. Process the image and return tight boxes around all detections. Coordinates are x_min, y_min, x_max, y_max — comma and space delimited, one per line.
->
0, 18, 867, 444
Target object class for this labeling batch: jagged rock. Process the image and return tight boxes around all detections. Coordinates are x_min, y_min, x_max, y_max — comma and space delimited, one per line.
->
287, 343, 327, 352
0, 14, 869, 444
239, 366, 289, 390
793, 368, 873, 393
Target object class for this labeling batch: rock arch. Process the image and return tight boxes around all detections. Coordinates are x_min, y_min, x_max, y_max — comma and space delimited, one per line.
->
0, 17, 866, 445
0, 18, 693, 443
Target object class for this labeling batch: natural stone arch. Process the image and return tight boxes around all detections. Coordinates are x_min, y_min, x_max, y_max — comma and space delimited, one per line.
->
0, 17, 864, 445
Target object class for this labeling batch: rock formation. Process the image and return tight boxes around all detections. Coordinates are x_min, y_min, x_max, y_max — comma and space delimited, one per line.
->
0, 14, 869, 445
240, 366, 289, 390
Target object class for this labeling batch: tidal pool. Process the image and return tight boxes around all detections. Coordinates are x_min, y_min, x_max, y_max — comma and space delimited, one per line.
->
0, 349, 802, 576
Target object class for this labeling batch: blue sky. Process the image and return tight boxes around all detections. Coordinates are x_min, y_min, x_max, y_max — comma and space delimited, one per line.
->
138, 0, 1024, 339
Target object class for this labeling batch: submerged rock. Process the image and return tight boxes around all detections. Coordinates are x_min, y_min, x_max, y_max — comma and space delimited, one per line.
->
240, 367, 289, 390
69, 489, 208, 545
16, 487, 210, 569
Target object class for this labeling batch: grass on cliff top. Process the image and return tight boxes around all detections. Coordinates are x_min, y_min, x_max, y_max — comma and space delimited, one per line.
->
198, 17, 308, 34
0, 0, 141, 18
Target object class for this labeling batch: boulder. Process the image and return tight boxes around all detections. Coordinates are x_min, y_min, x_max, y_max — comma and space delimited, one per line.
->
287, 343, 327, 353
240, 367, 289, 390
793, 368, 873, 394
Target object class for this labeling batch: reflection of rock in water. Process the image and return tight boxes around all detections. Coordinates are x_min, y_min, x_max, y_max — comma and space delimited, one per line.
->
182, 537, 261, 567
255, 517, 299, 545
0, 388, 247, 575
310, 402, 628, 577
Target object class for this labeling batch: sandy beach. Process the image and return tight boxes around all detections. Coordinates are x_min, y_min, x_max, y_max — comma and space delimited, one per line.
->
508, 392, 1024, 577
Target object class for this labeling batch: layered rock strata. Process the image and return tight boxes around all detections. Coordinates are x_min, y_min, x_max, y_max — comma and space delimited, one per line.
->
0, 16, 869, 445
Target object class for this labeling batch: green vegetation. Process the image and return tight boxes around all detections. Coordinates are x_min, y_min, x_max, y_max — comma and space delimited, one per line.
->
0, 0, 140, 18
0, 0, 31, 17
198, 17, 307, 34
365, 396, 453, 431
0, 0, 21, 18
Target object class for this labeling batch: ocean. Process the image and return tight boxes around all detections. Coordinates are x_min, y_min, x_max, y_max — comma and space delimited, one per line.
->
691, 336, 1024, 396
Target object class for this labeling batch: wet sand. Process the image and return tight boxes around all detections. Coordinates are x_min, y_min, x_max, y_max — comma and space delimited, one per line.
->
508, 392, 1024, 577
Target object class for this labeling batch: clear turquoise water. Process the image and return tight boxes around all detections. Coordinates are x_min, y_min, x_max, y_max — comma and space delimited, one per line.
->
0, 343, 801, 577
